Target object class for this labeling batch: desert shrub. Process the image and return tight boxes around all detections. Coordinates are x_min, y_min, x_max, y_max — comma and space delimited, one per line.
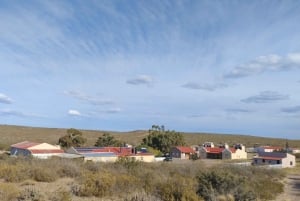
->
17, 187, 43, 201
56, 160, 81, 178
0, 164, 29, 182
0, 183, 20, 201
30, 167, 57, 182
115, 157, 141, 171
158, 175, 201, 201
197, 169, 256, 201
124, 191, 162, 201
50, 189, 72, 201
74, 171, 115, 197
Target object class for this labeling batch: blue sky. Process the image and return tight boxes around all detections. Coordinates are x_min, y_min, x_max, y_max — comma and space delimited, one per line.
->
1, 0, 300, 139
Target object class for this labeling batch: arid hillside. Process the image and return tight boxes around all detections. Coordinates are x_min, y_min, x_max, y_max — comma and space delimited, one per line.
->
1, 124, 300, 149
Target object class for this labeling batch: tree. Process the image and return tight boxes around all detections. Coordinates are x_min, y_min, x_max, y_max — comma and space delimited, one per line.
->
95, 133, 123, 147
58, 128, 87, 148
142, 125, 185, 154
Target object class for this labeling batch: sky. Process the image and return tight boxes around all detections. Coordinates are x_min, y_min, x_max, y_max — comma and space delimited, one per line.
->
1, 0, 300, 139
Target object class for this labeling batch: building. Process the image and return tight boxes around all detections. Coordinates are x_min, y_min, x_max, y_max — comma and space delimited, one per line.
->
170, 146, 195, 159
253, 152, 296, 168
199, 143, 247, 160
66, 146, 155, 162
10, 141, 64, 159
256, 146, 283, 153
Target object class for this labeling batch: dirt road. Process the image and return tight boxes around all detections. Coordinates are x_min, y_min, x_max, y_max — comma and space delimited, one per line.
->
274, 174, 300, 201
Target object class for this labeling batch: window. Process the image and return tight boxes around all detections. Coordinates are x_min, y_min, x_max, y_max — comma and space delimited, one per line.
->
290, 161, 293, 166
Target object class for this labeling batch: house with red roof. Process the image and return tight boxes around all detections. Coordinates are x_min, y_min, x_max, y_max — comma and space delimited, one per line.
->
170, 146, 195, 159
10, 141, 64, 159
67, 146, 155, 162
253, 152, 295, 168
199, 143, 247, 160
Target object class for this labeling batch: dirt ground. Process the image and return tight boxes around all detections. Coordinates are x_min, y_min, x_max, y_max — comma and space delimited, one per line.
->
274, 174, 300, 201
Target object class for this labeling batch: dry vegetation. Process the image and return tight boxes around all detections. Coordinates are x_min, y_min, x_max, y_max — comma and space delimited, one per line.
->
0, 154, 286, 201
1, 125, 300, 150
0, 125, 297, 201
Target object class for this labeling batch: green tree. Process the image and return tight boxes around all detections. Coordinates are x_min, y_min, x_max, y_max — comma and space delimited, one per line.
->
95, 133, 123, 147
142, 125, 185, 154
58, 128, 87, 148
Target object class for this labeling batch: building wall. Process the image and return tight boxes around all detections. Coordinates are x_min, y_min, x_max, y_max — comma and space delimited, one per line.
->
32, 153, 63, 159
170, 148, 182, 159
232, 149, 247, 160
282, 154, 296, 168
10, 148, 31, 156
222, 149, 232, 159
199, 147, 207, 159
130, 155, 155, 162
84, 156, 118, 163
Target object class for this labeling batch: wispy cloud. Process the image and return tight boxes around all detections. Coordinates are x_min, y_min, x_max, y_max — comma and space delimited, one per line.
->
105, 108, 121, 114
225, 108, 252, 113
64, 90, 113, 105
224, 53, 300, 79
126, 75, 153, 86
68, 109, 82, 116
0, 93, 13, 104
281, 105, 300, 113
241, 91, 289, 103
0, 109, 42, 118
182, 82, 227, 91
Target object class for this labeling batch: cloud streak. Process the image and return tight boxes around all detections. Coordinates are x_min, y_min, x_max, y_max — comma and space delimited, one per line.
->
126, 75, 153, 86
0, 109, 42, 118
225, 53, 300, 79
182, 82, 227, 91
281, 105, 300, 113
225, 108, 252, 113
0, 93, 13, 104
241, 91, 289, 103
64, 90, 113, 105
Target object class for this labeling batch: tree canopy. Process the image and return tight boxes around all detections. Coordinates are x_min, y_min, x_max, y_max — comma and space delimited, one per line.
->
142, 125, 185, 154
95, 133, 123, 147
58, 128, 87, 148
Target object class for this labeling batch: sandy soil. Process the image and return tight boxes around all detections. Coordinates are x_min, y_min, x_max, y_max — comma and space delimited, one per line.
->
274, 174, 300, 201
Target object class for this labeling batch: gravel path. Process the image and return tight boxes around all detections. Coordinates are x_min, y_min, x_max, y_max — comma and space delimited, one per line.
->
274, 174, 300, 201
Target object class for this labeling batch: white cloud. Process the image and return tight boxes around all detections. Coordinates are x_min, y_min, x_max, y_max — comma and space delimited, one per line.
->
224, 53, 300, 78
68, 109, 81, 116
0, 93, 13, 104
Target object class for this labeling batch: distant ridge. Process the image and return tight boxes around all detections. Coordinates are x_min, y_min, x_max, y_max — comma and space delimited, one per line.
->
1, 124, 300, 149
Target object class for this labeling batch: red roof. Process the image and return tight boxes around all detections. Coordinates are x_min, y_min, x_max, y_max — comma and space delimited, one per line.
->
255, 156, 282, 160
11, 141, 40, 149
205, 147, 224, 153
175, 146, 195, 153
30, 149, 64, 154
229, 148, 237, 153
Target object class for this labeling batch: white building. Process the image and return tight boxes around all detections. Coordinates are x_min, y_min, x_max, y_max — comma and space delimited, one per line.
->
253, 152, 296, 168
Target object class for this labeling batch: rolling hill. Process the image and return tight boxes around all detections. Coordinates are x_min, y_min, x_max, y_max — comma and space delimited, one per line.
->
1, 124, 300, 150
